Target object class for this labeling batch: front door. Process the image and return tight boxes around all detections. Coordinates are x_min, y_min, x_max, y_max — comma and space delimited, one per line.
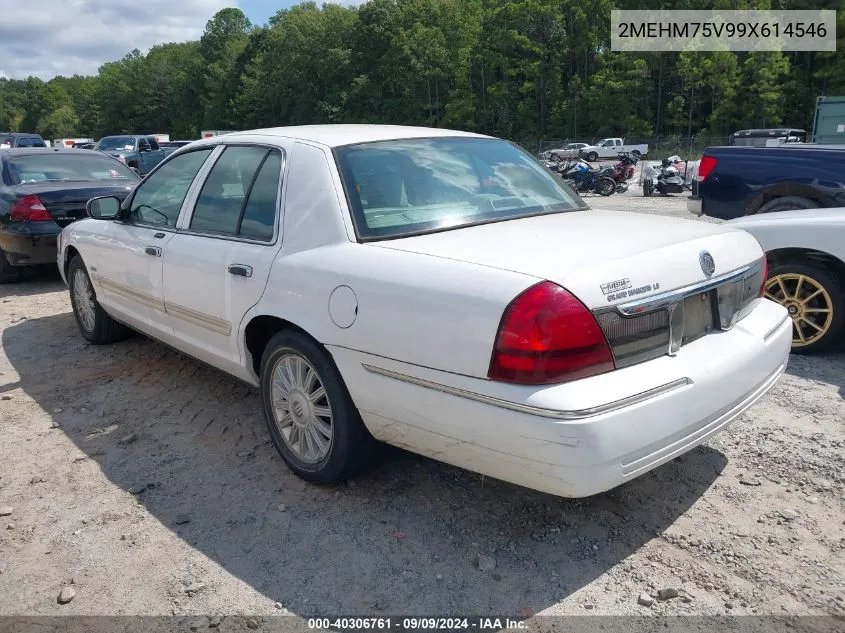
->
162, 144, 285, 377
93, 148, 216, 338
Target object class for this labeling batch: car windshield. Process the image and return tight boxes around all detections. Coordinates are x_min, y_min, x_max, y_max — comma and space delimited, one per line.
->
96, 136, 135, 151
7, 153, 139, 185
335, 137, 586, 240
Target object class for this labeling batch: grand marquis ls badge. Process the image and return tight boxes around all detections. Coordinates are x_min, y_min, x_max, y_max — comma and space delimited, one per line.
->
699, 250, 716, 277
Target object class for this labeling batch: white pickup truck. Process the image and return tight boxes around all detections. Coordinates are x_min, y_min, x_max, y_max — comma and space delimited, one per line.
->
579, 138, 649, 162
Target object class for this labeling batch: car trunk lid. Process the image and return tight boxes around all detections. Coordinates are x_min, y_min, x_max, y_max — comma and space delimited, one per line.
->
14, 182, 135, 227
372, 210, 767, 369
371, 210, 762, 308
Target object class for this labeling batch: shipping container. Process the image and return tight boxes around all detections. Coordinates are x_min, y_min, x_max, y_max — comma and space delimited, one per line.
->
811, 96, 845, 145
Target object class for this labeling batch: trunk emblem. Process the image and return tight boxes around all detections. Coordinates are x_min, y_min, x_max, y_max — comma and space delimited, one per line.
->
699, 250, 716, 277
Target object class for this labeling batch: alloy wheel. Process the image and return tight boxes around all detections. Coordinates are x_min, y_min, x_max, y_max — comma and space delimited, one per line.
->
270, 352, 334, 463
764, 273, 834, 347
72, 269, 96, 333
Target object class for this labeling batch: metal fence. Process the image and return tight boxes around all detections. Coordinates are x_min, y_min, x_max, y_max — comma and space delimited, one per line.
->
519, 136, 732, 160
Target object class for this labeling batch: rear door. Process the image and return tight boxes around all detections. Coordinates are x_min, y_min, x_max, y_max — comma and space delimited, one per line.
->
162, 143, 285, 376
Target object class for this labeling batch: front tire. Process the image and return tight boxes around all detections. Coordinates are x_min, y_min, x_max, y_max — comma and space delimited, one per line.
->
67, 256, 131, 344
586, 152, 598, 163
643, 179, 654, 197
260, 330, 378, 484
764, 261, 844, 353
757, 196, 819, 215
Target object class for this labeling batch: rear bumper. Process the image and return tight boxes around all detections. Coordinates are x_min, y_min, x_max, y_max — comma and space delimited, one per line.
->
0, 228, 61, 266
330, 298, 791, 498
687, 196, 703, 216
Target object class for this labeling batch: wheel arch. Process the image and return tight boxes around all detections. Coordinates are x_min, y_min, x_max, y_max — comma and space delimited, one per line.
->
243, 314, 323, 378
747, 183, 834, 214
64, 244, 81, 279
766, 247, 845, 280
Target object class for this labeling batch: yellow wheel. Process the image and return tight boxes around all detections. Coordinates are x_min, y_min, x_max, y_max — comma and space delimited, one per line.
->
764, 262, 843, 353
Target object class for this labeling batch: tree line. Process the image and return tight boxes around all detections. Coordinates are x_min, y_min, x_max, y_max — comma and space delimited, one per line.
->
1, 0, 843, 146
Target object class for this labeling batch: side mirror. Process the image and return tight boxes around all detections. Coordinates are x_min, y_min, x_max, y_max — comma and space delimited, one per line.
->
87, 196, 121, 220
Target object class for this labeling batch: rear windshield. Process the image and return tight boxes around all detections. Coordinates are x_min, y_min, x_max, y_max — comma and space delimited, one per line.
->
7, 153, 140, 185
96, 136, 136, 151
335, 137, 586, 240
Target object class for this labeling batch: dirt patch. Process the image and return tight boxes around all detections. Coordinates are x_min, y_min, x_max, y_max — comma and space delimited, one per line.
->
0, 248, 843, 619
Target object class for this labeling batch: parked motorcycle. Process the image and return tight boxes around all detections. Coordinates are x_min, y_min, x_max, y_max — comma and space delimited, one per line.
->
606, 151, 639, 193
643, 156, 686, 196
561, 160, 616, 196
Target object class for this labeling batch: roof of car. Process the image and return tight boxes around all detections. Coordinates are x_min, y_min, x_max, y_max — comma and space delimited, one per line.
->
0, 132, 43, 137
220, 124, 491, 148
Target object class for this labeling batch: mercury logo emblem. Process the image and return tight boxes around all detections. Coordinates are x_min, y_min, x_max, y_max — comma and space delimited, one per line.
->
699, 250, 716, 277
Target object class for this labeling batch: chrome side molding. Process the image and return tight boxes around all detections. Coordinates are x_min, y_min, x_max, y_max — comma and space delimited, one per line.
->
362, 363, 691, 421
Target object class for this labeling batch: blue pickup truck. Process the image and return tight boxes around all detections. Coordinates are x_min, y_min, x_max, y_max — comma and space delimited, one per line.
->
688, 144, 845, 220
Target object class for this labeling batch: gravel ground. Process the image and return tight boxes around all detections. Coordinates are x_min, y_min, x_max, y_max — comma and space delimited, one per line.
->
0, 196, 843, 625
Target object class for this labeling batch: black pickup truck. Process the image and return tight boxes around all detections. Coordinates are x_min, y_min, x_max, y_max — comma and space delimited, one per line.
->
688, 144, 845, 220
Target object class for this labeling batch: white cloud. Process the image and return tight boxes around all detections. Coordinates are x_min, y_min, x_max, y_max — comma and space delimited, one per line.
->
0, 0, 233, 80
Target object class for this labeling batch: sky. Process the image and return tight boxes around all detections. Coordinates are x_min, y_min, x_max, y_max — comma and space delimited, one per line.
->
0, 0, 357, 81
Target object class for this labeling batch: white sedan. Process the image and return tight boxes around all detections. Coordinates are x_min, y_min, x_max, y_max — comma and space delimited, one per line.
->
727, 208, 845, 353
57, 125, 792, 498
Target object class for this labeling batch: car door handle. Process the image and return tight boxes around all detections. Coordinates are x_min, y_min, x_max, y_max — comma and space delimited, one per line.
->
144, 246, 162, 257
228, 264, 253, 278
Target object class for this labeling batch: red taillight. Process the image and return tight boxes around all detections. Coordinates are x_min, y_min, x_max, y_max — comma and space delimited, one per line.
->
10, 195, 52, 222
488, 281, 615, 385
697, 155, 718, 182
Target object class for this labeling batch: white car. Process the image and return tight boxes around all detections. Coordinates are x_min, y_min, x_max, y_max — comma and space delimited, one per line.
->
57, 125, 792, 498
548, 143, 590, 161
727, 208, 845, 353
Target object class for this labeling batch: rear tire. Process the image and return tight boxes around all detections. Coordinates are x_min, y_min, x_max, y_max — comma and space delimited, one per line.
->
260, 330, 379, 484
596, 177, 616, 196
68, 255, 131, 344
764, 261, 844, 354
0, 248, 22, 284
757, 196, 819, 215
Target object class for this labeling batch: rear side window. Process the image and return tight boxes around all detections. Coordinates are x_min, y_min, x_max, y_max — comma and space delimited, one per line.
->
189, 145, 281, 241
30, 137, 46, 147
7, 153, 138, 184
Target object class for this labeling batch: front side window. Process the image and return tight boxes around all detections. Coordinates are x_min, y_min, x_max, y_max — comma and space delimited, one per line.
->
128, 149, 213, 227
148, 138, 160, 151
189, 145, 281, 241
138, 138, 150, 152
335, 137, 586, 240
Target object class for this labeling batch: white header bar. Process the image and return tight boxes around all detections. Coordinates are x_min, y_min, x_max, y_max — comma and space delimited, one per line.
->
611, 10, 836, 52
